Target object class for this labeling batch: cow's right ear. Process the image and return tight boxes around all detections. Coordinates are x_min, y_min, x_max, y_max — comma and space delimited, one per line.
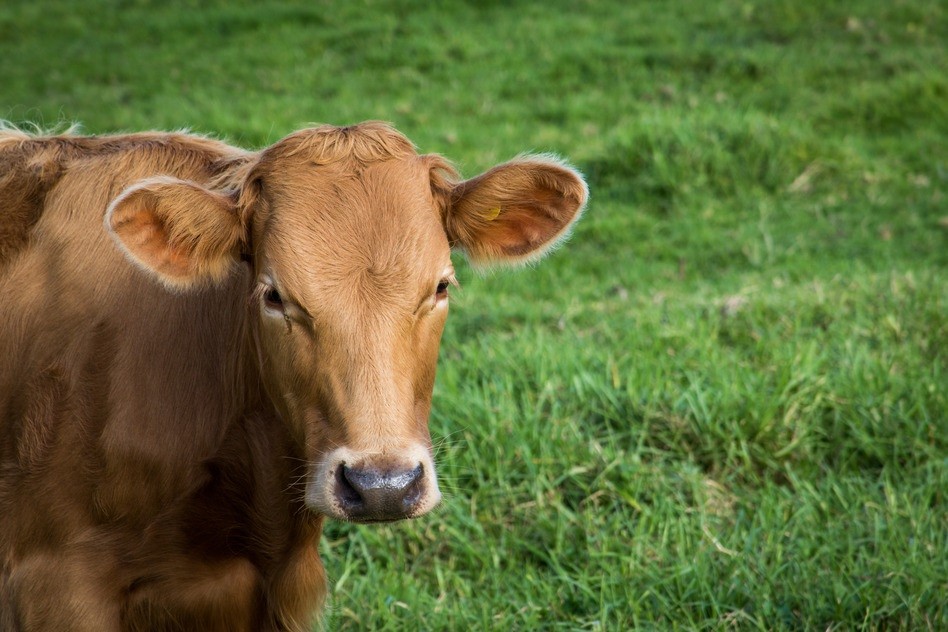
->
106, 177, 245, 291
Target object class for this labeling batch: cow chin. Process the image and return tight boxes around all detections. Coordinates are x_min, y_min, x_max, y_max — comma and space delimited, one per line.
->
305, 445, 441, 523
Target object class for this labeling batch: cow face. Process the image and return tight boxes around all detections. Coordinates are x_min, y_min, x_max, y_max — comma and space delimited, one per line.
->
106, 123, 586, 523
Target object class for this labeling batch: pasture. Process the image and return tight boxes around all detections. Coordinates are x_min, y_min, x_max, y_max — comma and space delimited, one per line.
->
2, 0, 945, 629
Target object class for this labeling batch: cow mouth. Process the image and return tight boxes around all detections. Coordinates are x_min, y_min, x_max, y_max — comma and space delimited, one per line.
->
347, 516, 411, 525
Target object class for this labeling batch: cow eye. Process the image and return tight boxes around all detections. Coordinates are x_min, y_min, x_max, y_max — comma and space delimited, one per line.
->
263, 287, 284, 308
435, 279, 450, 299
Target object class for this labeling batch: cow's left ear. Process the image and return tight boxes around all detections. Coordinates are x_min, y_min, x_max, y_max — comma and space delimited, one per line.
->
106, 177, 245, 291
434, 156, 587, 267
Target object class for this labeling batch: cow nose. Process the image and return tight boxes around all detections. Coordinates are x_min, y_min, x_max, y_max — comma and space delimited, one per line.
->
335, 463, 426, 522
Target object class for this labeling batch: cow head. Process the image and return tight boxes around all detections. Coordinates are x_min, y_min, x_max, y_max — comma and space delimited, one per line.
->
105, 123, 586, 523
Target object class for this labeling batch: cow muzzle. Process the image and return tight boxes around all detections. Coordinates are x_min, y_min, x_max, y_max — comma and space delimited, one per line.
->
336, 462, 424, 522
306, 445, 441, 522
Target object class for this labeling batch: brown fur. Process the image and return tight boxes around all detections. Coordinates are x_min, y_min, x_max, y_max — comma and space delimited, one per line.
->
0, 122, 586, 630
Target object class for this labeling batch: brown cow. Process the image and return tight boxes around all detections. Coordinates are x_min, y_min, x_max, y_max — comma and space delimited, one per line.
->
0, 122, 586, 631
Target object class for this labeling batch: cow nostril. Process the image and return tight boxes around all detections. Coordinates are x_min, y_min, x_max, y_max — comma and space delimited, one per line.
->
334, 463, 426, 521
336, 464, 364, 510
400, 464, 424, 506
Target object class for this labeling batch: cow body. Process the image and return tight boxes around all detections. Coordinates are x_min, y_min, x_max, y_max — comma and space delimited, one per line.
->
0, 123, 586, 630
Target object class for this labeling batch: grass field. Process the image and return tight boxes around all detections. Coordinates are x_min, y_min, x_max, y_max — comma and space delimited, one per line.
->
3, 0, 946, 629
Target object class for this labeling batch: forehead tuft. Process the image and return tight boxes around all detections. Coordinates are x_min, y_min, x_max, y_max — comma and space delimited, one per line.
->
260, 121, 418, 168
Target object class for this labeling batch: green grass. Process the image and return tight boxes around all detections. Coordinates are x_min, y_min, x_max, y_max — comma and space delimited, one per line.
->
3, 0, 946, 629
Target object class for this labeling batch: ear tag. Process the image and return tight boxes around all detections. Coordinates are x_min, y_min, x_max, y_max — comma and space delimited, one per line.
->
484, 206, 502, 221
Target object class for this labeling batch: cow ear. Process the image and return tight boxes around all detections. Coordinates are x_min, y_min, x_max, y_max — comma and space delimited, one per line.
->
439, 156, 587, 267
106, 177, 245, 291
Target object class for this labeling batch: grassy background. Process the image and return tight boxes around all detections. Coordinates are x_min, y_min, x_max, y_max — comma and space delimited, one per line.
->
3, 0, 946, 629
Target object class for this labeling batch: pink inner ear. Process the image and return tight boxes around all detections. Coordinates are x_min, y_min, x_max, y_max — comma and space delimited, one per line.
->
114, 207, 193, 278
489, 186, 576, 257
491, 205, 552, 256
